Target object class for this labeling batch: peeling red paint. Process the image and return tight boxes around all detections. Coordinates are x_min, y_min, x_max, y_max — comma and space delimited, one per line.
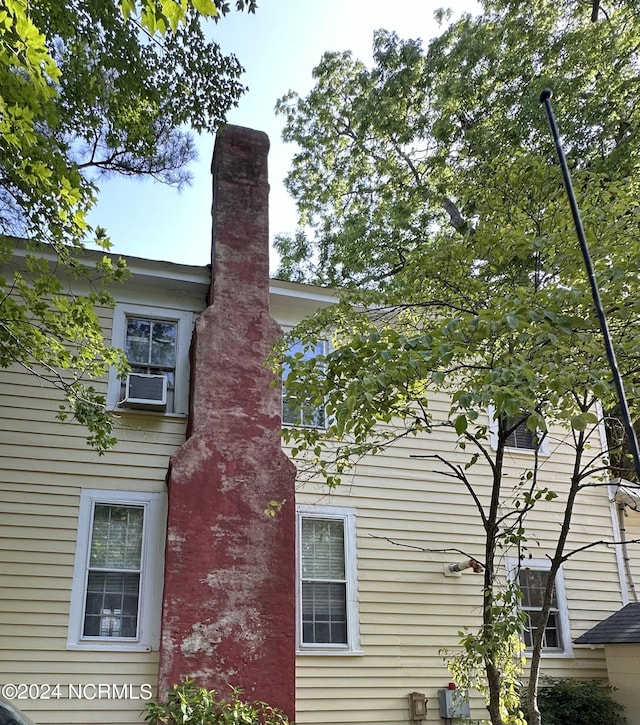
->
158, 126, 296, 719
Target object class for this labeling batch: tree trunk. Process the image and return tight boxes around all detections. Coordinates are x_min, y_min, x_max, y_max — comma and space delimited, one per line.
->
486, 658, 506, 725
525, 431, 586, 723
484, 438, 505, 725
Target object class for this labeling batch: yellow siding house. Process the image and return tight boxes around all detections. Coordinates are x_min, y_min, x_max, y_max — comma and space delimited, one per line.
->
0, 126, 638, 725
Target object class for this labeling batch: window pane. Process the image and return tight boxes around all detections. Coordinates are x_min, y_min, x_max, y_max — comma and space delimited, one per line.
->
282, 396, 300, 426
301, 518, 345, 579
83, 571, 140, 638
543, 612, 560, 648
150, 321, 177, 367
284, 340, 324, 371
302, 399, 326, 428
125, 319, 151, 364
90, 505, 144, 569
302, 581, 347, 644
126, 318, 177, 370
506, 421, 536, 449
519, 569, 557, 608
522, 610, 560, 649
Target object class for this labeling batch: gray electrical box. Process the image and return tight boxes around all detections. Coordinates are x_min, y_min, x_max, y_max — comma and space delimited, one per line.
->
438, 688, 471, 719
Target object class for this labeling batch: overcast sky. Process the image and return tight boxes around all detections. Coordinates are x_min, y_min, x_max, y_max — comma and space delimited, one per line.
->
87, 0, 479, 271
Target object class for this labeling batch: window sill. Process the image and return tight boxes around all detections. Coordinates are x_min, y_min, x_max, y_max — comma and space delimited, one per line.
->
67, 642, 154, 652
504, 446, 549, 457
524, 649, 573, 659
296, 648, 363, 656
108, 406, 187, 419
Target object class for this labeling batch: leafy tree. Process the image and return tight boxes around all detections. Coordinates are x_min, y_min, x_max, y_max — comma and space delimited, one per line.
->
276, 2, 640, 723
275, 2, 640, 286
0, 0, 255, 451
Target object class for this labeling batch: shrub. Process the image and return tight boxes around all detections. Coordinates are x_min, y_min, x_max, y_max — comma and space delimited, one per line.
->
145, 678, 293, 725
533, 677, 625, 725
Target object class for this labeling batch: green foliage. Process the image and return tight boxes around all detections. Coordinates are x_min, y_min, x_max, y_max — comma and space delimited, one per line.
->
276, 1, 640, 288
3, 244, 130, 452
277, 0, 640, 478
533, 677, 626, 725
441, 585, 527, 725
277, 3, 640, 724
276, 0, 640, 543
0, 0, 254, 449
145, 678, 292, 725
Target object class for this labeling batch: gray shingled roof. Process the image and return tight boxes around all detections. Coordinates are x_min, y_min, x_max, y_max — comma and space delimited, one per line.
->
574, 603, 640, 645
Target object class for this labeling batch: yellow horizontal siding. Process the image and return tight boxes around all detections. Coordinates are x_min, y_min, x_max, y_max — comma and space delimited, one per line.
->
0, 258, 208, 725
1, 276, 634, 725
0, 395, 178, 721
294, 395, 618, 724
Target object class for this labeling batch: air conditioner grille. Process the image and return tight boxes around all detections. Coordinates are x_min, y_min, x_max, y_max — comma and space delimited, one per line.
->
123, 373, 167, 410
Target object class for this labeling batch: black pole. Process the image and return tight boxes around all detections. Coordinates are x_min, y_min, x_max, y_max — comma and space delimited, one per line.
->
540, 88, 640, 482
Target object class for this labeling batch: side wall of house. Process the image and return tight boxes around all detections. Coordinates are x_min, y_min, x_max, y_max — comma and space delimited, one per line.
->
611, 504, 640, 725
0, 260, 207, 725
622, 505, 640, 603
0, 268, 631, 725
275, 295, 623, 725
605, 644, 640, 725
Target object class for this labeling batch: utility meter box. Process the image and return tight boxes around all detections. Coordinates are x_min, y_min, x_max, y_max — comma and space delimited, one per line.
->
438, 688, 471, 719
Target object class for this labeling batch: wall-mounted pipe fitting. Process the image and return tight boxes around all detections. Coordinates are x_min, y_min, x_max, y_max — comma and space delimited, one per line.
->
444, 559, 484, 577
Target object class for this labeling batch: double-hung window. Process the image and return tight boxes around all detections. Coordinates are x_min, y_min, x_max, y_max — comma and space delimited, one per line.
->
107, 304, 194, 415
282, 340, 326, 428
67, 490, 166, 651
84, 503, 143, 638
125, 316, 177, 400
508, 558, 572, 656
297, 505, 360, 654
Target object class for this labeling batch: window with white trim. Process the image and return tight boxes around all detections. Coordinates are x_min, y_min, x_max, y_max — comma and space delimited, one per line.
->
282, 340, 326, 428
107, 303, 194, 415
508, 558, 572, 656
489, 407, 549, 455
67, 489, 166, 651
297, 505, 360, 654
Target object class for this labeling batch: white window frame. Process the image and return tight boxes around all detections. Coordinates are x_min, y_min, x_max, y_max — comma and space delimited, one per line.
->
488, 406, 550, 456
507, 557, 572, 657
296, 504, 361, 655
67, 489, 166, 652
107, 303, 194, 415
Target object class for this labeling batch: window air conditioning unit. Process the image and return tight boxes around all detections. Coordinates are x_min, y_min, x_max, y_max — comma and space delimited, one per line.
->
122, 373, 167, 410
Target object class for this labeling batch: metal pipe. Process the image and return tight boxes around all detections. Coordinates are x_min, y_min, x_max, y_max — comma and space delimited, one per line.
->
608, 483, 630, 606
539, 88, 640, 482
617, 501, 639, 603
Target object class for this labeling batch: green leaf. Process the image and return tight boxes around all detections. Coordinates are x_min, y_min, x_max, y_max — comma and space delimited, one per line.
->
454, 414, 468, 435
192, 0, 219, 15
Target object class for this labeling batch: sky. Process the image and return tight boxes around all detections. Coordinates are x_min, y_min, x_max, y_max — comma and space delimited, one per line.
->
87, 0, 479, 272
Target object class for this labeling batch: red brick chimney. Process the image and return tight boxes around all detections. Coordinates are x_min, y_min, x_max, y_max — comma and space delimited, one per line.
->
158, 126, 297, 719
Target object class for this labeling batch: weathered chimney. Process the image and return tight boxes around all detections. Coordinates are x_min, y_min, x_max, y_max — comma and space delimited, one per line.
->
158, 126, 296, 719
